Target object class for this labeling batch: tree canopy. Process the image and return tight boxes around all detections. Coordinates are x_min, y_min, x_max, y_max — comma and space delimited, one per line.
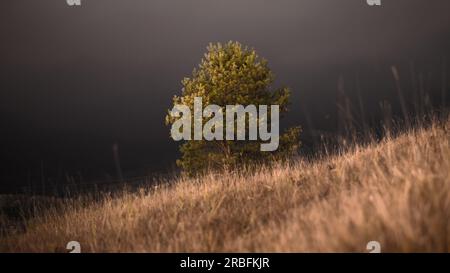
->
166, 41, 300, 175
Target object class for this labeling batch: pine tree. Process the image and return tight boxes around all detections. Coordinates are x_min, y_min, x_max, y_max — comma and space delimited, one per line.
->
166, 41, 301, 175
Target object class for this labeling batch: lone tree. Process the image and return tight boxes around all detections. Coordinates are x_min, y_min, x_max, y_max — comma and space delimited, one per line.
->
166, 41, 300, 175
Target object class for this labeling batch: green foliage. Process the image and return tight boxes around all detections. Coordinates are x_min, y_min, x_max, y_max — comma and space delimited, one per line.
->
166, 41, 301, 175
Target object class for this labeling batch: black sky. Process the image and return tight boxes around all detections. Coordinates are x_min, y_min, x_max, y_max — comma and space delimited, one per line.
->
1, 0, 450, 191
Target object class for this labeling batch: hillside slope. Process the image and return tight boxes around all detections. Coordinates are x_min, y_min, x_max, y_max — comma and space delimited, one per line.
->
1, 119, 449, 252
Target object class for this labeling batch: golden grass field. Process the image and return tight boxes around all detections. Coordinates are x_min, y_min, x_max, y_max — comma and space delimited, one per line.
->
1, 118, 449, 253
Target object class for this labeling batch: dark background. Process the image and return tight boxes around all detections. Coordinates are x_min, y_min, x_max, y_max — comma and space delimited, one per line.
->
1, 0, 449, 192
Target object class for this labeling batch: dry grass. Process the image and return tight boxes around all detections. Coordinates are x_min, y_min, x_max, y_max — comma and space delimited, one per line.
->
1, 119, 449, 253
